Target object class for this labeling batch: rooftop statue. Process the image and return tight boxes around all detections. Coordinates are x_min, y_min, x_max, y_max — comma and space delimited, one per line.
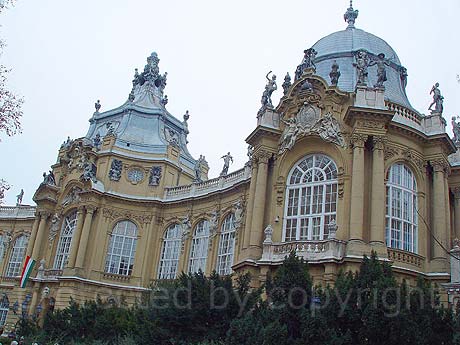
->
129, 52, 168, 106
194, 155, 206, 182
344, 0, 359, 28
220, 152, 233, 176
452, 116, 460, 147
94, 99, 101, 113
369, 53, 390, 88
295, 48, 317, 80
282, 72, 292, 95
16, 189, 24, 205
329, 61, 341, 86
260, 71, 277, 110
354, 50, 369, 86
42, 170, 56, 186
428, 82, 444, 114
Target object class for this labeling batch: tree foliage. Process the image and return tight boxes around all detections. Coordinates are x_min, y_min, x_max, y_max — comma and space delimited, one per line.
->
16, 254, 460, 344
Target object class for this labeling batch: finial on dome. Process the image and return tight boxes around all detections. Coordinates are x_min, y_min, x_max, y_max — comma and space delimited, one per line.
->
344, 0, 359, 28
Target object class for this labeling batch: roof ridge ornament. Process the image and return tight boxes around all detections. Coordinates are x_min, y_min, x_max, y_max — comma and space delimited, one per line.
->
344, 0, 358, 28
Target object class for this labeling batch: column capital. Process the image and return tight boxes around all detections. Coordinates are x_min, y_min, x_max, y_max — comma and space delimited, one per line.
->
84, 206, 97, 214
432, 159, 449, 173
372, 135, 386, 151
350, 133, 368, 149
254, 150, 272, 164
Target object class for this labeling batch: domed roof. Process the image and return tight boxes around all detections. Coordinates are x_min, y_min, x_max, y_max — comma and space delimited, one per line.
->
304, 3, 413, 110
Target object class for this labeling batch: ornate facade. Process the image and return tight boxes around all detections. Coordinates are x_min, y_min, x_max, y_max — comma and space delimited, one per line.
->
1, 3, 460, 328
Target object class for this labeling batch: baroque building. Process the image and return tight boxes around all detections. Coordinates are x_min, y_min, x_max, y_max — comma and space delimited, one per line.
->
1, 2, 460, 327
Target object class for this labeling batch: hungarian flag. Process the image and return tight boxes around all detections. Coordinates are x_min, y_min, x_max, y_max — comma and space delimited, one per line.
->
20, 256, 35, 288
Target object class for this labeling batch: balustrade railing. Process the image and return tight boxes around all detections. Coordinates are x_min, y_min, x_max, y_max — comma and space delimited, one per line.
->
0, 206, 36, 219
164, 165, 251, 200
261, 239, 346, 263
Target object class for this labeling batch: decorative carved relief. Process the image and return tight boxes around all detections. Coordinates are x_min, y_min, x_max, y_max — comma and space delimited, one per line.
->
61, 187, 82, 208
384, 145, 399, 160
355, 120, 386, 130
402, 149, 426, 173
233, 199, 245, 231
452, 186, 460, 200
102, 208, 153, 225
108, 159, 123, 181
337, 167, 345, 199
149, 166, 162, 186
180, 214, 192, 252
48, 213, 61, 245
279, 110, 345, 155
275, 176, 285, 206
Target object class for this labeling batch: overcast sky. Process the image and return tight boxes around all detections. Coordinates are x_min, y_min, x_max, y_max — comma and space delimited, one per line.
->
1, 0, 459, 206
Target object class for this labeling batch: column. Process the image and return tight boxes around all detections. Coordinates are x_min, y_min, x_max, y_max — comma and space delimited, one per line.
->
243, 162, 258, 249
26, 215, 40, 258
249, 152, 270, 250
453, 187, 460, 241
75, 207, 95, 268
67, 208, 85, 268
370, 136, 385, 244
349, 133, 368, 241
432, 161, 447, 260
31, 212, 49, 260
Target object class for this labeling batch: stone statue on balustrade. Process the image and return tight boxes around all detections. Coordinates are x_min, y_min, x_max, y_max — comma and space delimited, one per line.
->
260, 71, 277, 111
220, 152, 233, 176
16, 189, 24, 205
428, 82, 444, 114
194, 155, 206, 183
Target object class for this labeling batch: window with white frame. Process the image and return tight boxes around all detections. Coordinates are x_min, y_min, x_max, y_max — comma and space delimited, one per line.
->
5, 235, 28, 277
189, 220, 210, 273
54, 211, 77, 270
217, 213, 235, 275
104, 220, 138, 276
0, 295, 8, 326
385, 163, 418, 253
284, 154, 338, 241
158, 224, 181, 279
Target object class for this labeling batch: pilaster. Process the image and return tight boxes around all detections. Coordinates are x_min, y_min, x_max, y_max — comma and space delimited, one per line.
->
75, 206, 96, 269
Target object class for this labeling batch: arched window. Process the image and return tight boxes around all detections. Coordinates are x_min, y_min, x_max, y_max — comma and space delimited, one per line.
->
158, 224, 181, 279
0, 295, 8, 326
217, 213, 236, 275
284, 154, 338, 241
189, 220, 210, 273
54, 211, 77, 270
104, 220, 138, 276
386, 163, 417, 253
5, 235, 28, 277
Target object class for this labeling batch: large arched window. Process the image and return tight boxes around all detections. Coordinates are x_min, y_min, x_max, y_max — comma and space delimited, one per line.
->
284, 154, 338, 241
189, 220, 210, 273
54, 211, 77, 270
386, 163, 418, 253
5, 235, 28, 277
217, 213, 236, 275
104, 220, 138, 276
158, 224, 181, 279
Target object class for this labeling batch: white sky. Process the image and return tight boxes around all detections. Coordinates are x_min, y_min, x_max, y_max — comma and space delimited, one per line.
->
1, 0, 459, 206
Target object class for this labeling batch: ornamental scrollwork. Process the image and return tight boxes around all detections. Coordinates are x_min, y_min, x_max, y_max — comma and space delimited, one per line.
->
278, 109, 345, 155
102, 208, 153, 225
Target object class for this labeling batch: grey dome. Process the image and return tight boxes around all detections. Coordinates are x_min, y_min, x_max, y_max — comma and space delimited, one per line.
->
311, 27, 413, 109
